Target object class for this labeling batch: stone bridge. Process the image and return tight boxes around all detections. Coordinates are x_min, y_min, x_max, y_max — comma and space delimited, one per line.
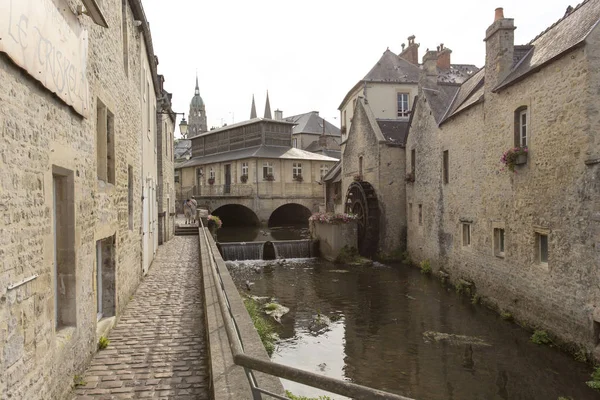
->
178, 184, 323, 226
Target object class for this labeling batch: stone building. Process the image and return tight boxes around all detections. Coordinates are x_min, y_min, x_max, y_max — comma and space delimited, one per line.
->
0, 0, 167, 397
406, 3, 600, 357
332, 38, 477, 256
284, 110, 341, 158
157, 75, 176, 244
187, 75, 208, 138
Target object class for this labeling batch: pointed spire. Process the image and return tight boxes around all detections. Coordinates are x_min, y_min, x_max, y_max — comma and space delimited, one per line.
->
195, 72, 199, 95
264, 91, 272, 119
250, 95, 257, 119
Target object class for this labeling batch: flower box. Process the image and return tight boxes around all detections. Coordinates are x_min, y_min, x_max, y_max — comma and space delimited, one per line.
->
240, 174, 248, 183
208, 178, 215, 185
515, 153, 527, 165
501, 146, 528, 173
264, 174, 275, 182
293, 174, 303, 182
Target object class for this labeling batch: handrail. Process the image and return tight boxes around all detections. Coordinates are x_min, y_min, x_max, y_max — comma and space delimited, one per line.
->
199, 219, 415, 400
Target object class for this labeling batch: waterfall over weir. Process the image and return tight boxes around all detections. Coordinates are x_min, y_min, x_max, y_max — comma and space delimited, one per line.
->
218, 239, 316, 261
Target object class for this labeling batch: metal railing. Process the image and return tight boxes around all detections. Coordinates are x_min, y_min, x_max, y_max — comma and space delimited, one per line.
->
199, 219, 415, 400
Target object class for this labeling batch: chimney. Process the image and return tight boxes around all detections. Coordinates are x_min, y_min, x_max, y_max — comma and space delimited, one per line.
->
399, 35, 420, 65
274, 109, 283, 120
423, 50, 439, 78
484, 7, 515, 89
436, 43, 452, 70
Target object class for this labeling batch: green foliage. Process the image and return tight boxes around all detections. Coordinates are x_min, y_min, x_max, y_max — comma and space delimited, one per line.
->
285, 390, 332, 400
98, 336, 109, 350
264, 303, 278, 311
587, 367, 600, 390
73, 375, 86, 387
574, 348, 588, 363
500, 312, 513, 321
454, 281, 472, 297
419, 259, 432, 275
244, 298, 277, 356
530, 330, 552, 345
471, 294, 481, 305
334, 246, 372, 266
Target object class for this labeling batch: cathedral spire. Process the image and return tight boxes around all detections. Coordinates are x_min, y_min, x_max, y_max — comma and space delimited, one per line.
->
195, 73, 200, 95
264, 91, 272, 119
250, 95, 257, 119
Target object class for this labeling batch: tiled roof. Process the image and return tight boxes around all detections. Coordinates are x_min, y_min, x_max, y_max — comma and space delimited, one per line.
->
193, 117, 295, 138
496, 0, 600, 90
423, 83, 460, 124
176, 145, 338, 169
285, 112, 341, 137
441, 68, 485, 123
304, 136, 341, 152
363, 50, 421, 83
376, 120, 410, 145
437, 64, 479, 84
323, 161, 341, 183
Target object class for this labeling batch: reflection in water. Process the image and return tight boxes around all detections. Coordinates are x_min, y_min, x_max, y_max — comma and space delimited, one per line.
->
217, 224, 309, 243
226, 258, 598, 400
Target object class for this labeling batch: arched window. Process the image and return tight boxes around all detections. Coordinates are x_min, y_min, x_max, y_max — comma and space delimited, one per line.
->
514, 106, 528, 147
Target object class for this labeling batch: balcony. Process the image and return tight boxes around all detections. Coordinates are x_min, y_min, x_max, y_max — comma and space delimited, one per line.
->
192, 184, 254, 198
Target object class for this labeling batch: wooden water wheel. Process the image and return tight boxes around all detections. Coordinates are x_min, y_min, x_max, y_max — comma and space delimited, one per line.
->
345, 181, 379, 257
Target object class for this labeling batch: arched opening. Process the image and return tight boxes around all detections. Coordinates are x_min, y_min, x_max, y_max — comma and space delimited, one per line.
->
268, 204, 312, 228
212, 204, 261, 243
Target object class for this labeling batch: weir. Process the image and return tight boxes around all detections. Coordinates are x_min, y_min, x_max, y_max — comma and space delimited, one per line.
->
218, 239, 316, 261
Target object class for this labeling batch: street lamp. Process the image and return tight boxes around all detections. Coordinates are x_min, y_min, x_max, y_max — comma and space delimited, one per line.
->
157, 111, 188, 138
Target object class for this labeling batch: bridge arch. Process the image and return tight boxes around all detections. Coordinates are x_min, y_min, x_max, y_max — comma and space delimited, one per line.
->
212, 204, 260, 227
268, 203, 312, 227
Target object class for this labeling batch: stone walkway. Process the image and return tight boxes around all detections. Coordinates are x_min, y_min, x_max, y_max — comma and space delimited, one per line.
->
71, 236, 209, 399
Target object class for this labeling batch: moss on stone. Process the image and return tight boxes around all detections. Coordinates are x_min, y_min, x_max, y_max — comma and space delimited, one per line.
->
334, 246, 372, 266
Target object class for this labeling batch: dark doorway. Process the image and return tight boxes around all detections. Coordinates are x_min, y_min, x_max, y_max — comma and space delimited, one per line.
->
268, 204, 312, 227
212, 204, 260, 227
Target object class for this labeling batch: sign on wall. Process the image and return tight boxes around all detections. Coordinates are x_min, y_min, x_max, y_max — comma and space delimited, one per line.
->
0, 0, 90, 117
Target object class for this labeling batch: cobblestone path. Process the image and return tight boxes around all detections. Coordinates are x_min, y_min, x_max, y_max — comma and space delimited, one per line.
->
71, 236, 209, 399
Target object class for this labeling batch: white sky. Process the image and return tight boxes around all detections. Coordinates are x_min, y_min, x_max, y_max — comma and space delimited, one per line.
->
143, 0, 574, 136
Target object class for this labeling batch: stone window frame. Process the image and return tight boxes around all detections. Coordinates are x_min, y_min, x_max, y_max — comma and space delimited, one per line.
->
514, 105, 528, 147
319, 164, 329, 180
397, 92, 410, 118
292, 137, 298, 148
96, 98, 116, 184
263, 161, 274, 179
418, 204, 423, 226
461, 222, 472, 247
174, 170, 180, 183
209, 167, 215, 180
292, 162, 302, 178
534, 226, 550, 268
411, 149, 416, 176
442, 150, 449, 184
241, 162, 249, 177
409, 203, 413, 222
492, 221, 505, 258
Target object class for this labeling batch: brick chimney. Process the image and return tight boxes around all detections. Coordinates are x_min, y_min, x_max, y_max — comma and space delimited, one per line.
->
399, 35, 420, 65
436, 44, 452, 70
484, 7, 515, 89
423, 50, 439, 78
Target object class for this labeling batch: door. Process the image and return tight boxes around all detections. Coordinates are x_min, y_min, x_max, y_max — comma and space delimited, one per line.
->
96, 241, 103, 320
225, 164, 231, 194
142, 184, 149, 274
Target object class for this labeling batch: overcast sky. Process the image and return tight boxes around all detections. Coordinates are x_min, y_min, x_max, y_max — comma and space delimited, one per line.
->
143, 0, 574, 136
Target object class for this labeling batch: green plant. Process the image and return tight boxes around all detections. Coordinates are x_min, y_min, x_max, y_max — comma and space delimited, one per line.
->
98, 336, 109, 350
264, 303, 278, 311
334, 246, 360, 264
244, 298, 277, 356
455, 281, 470, 296
471, 294, 481, 305
574, 348, 588, 363
73, 375, 86, 387
420, 259, 432, 275
500, 311, 513, 321
207, 215, 222, 229
285, 390, 332, 400
587, 367, 600, 390
531, 330, 552, 345
500, 146, 528, 173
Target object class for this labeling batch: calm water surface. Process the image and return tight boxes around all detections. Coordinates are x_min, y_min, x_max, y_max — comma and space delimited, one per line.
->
226, 258, 599, 400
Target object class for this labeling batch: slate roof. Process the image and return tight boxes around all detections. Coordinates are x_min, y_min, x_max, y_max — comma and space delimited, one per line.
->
422, 83, 460, 124
285, 111, 341, 137
174, 139, 192, 160
376, 120, 411, 145
496, 0, 600, 91
176, 145, 338, 169
323, 161, 341, 183
304, 136, 341, 152
441, 68, 486, 123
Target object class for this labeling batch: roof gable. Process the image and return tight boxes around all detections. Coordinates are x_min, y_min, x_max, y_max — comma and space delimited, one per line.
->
363, 50, 421, 84
285, 112, 341, 136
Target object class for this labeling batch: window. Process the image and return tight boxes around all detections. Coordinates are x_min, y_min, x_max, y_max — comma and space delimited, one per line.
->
96, 99, 115, 184
292, 138, 298, 148
418, 204, 422, 225
462, 224, 471, 246
164, 122, 168, 157
293, 163, 302, 178
409, 203, 413, 222
174, 170, 180, 183
320, 164, 329, 180
263, 162, 274, 179
494, 228, 505, 257
96, 236, 116, 320
515, 106, 528, 147
411, 149, 416, 175
128, 165, 133, 230
241, 162, 249, 177
359, 156, 363, 176
536, 232, 549, 264
209, 168, 215, 179
443, 150, 449, 184
397, 93, 410, 118
53, 168, 76, 329
196, 168, 203, 186
121, 0, 128, 76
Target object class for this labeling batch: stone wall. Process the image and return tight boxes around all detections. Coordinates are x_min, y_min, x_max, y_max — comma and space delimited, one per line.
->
311, 221, 358, 262
157, 111, 175, 245
406, 34, 600, 355
0, 0, 159, 397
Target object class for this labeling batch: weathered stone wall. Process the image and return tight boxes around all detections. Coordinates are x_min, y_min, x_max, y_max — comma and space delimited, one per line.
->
406, 38, 600, 354
0, 0, 158, 397
310, 221, 358, 262
157, 113, 175, 244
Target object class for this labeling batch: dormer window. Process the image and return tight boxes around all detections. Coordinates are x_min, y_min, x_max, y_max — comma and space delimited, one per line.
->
397, 93, 410, 118
515, 106, 528, 147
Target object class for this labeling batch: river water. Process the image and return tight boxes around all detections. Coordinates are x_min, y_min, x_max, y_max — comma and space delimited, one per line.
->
226, 257, 599, 400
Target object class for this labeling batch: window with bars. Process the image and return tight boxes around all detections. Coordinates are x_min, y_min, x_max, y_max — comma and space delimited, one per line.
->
293, 163, 302, 178
397, 93, 410, 118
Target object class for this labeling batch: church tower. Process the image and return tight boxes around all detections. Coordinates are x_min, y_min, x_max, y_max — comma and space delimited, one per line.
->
188, 75, 207, 137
